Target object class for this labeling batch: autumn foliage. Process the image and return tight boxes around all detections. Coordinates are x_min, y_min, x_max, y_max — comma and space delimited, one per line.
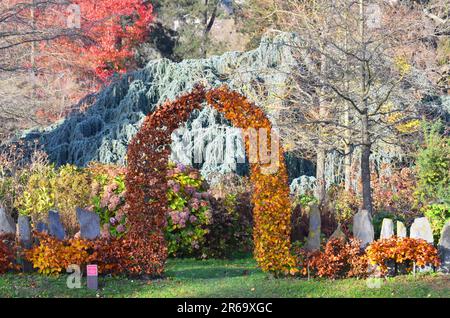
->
0, 235, 18, 274
366, 237, 441, 275
206, 87, 297, 274
125, 85, 206, 276
294, 238, 370, 279
39, 0, 154, 81
89, 238, 133, 275
25, 233, 91, 276
126, 85, 296, 276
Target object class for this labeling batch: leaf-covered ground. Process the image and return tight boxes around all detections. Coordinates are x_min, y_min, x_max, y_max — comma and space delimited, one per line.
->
0, 258, 448, 298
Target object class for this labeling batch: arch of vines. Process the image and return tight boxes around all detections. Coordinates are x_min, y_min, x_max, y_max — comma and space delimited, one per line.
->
125, 85, 297, 276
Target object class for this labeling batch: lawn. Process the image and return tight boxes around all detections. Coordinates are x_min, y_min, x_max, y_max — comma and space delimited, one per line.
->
0, 258, 448, 298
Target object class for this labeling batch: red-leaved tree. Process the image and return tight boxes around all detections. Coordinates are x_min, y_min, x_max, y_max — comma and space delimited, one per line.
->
0, 0, 154, 131
38, 0, 154, 82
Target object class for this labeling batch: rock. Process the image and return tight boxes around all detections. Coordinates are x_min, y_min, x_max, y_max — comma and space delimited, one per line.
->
48, 210, 66, 240
76, 208, 100, 240
36, 222, 49, 233
380, 218, 394, 239
0, 207, 15, 235
353, 210, 374, 248
438, 220, 450, 274
397, 221, 407, 238
305, 204, 321, 251
18, 215, 32, 248
410, 217, 435, 273
328, 224, 347, 242
410, 217, 434, 244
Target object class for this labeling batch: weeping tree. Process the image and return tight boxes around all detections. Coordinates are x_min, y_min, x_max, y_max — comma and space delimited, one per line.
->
275, 0, 437, 213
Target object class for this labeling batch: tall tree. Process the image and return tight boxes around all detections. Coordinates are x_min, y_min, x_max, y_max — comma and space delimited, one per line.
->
0, 0, 154, 139
38, 0, 154, 81
276, 0, 436, 214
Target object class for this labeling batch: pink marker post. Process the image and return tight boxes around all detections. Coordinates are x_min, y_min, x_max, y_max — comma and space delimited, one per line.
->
86, 264, 98, 290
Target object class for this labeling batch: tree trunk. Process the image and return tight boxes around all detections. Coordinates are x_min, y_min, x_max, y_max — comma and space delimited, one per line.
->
201, 0, 218, 58
358, 0, 373, 215
344, 144, 353, 191
315, 145, 326, 206
201, 0, 209, 58
360, 112, 372, 214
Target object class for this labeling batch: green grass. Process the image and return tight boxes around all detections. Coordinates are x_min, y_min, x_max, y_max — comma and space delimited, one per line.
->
0, 258, 448, 298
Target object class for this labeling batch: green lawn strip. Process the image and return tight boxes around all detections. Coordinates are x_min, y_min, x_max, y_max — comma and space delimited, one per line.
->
0, 258, 448, 298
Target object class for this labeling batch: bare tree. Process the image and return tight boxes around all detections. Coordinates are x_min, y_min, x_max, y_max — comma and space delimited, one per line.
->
275, 0, 437, 214
0, 0, 84, 71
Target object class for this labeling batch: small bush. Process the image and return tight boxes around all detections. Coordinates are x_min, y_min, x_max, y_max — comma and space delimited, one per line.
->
25, 233, 92, 276
52, 165, 92, 233
87, 163, 127, 238
165, 163, 212, 257
416, 121, 450, 205
0, 146, 50, 219
366, 237, 441, 276
423, 204, 450, 243
0, 234, 18, 273
328, 186, 361, 224
291, 202, 341, 244
90, 238, 132, 275
202, 193, 253, 258
294, 238, 369, 279
207, 172, 252, 199
15, 164, 55, 222
372, 166, 420, 223
15, 164, 91, 235
423, 204, 450, 242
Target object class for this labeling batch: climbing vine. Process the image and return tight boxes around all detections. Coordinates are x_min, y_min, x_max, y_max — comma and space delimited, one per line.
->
126, 85, 296, 276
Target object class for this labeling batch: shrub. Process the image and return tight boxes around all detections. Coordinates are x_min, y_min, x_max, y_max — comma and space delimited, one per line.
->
207, 172, 252, 199
165, 163, 212, 257
15, 164, 92, 235
15, 164, 55, 222
25, 233, 92, 276
88, 163, 127, 239
0, 234, 18, 274
423, 204, 450, 243
0, 146, 49, 219
416, 121, 450, 206
90, 238, 131, 275
202, 193, 253, 258
372, 166, 420, 223
294, 193, 317, 208
366, 237, 441, 276
52, 165, 92, 233
294, 238, 369, 279
291, 202, 340, 244
328, 185, 361, 224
